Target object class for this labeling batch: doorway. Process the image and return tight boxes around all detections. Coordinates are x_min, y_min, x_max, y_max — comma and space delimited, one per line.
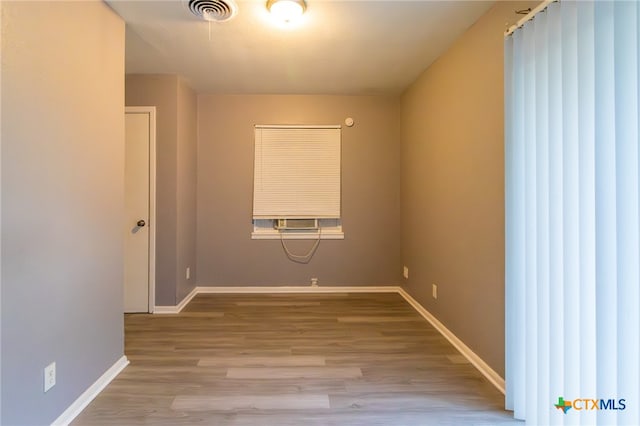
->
124, 107, 156, 313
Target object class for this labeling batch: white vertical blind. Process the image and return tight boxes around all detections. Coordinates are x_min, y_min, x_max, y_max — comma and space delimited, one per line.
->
505, 1, 639, 424
253, 126, 341, 219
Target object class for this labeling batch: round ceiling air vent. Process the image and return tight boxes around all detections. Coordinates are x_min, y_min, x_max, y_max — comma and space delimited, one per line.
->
187, 0, 238, 22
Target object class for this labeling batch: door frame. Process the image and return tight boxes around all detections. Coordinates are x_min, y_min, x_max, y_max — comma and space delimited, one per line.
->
125, 106, 157, 313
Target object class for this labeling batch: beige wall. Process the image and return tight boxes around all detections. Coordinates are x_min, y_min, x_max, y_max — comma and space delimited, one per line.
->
125, 74, 197, 305
176, 78, 198, 301
1, 1, 125, 424
400, 1, 540, 377
197, 95, 401, 286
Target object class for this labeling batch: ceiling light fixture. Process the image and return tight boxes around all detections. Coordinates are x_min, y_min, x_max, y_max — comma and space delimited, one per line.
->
266, 0, 306, 23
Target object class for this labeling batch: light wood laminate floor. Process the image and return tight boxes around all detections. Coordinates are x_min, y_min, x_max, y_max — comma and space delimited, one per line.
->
73, 293, 519, 425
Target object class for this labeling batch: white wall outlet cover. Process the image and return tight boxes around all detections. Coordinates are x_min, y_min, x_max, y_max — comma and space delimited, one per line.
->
344, 117, 354, 127
44, 362, 56, 392
403, 266, 409, 279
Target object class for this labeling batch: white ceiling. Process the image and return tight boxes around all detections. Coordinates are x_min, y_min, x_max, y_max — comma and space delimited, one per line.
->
107, 0, 496, 95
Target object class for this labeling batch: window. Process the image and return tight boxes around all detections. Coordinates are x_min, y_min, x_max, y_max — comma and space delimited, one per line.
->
252, 125, 343, 239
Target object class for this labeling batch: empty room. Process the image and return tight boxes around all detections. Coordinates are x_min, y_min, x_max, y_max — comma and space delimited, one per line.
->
1, 0, 638, 425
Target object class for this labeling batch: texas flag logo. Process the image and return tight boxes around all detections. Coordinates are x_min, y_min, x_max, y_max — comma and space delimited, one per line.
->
555, 397, 572, 414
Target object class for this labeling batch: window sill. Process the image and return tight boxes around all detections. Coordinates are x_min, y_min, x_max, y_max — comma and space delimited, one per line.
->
251, 229, 344, 240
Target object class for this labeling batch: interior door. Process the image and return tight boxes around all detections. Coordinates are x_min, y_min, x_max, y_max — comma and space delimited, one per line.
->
124, 110, 151, 313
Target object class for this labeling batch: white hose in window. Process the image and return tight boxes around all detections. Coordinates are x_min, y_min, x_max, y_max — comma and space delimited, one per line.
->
279, 223, 322, 264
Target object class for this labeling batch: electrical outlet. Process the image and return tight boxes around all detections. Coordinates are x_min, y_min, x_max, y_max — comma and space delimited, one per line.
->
432, 284, 438, 299
403, 266, 409, 279
311, 278, 318, 286
186, 267, 191, 280
44, 362, 56, 392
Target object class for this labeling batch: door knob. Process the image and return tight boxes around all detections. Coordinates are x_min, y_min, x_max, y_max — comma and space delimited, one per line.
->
137, 220, 146, 227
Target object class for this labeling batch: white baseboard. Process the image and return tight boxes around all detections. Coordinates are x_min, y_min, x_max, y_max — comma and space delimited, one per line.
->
396, 287, 506, 394
196, 285, 401, 294
151, 284, 505, 395
52, 355, 129, 426
154, 287, 199, 314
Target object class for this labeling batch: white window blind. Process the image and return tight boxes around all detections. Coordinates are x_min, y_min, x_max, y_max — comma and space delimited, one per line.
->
253, 125, 341, 219
505, 2, 640, 424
